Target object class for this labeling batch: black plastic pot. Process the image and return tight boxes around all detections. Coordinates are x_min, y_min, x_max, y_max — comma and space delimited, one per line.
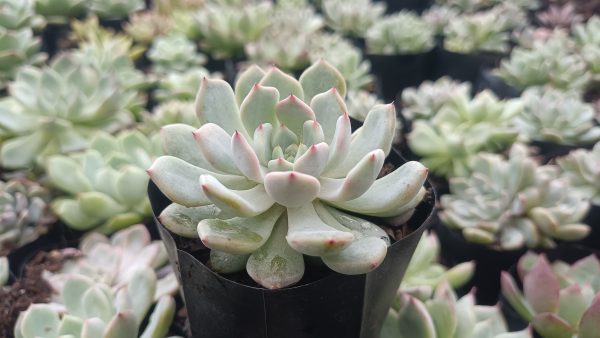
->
148, 152, 436, 338
204, 57, 241, 85
375, 0, 434, 14
434, 220, 527, 305
529, 141, 588, 164
475, 70, 522, 99
433, 48, 505, 84
367, 51, 434, 103
41, 24, 71, 59
578, 205, 600, 250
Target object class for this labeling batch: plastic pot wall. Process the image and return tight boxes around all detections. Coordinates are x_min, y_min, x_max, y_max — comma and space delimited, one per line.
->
433, 48, 504, 84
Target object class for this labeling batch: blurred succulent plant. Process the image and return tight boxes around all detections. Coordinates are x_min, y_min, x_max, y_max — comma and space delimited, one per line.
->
0, 256, 7, 286
573, 17, 600, 80
89, 0, 144, 20
440, 144, 591, 250
0, 55, 134, 169
149, 60, 428, 289
401, 77, 471, 122
423, 5, 460, 35
140, 100, 197, 134
443, 8, 512, 54
537, 3, 583, 29
401, 231, 474, 301
366, 11, 435, 55
15, 272, 176, 338
383, 281, 532, 338
346, 90, 382, 122
148, 34, 207, 74
0, 177, 55, 253
558, 142, 600, 206
407, 90, 521, 177
47, 131, 160, 233
0, 0, 44, 30
194, 0, 273, 59
516, 88, 600, 145
495, 34, 590, 91
0, 28, 46, 88
501, 252, 600, 338
154, 67, 217, 103
124, 10, 172, 45
436, 0, 538, 12
34, 0, 88, 24
321, 0, 385, 37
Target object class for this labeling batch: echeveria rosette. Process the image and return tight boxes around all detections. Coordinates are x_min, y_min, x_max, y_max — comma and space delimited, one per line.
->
147, 34, 207, 74
558, 142, 600, 206
90, 0, 145, 20
149, 60, 429, 289
0, 27, 46, 89
440, 144, 591, 250
365, 11, 435, 55
0, 0, 43, 30
34, 0, 88, 24
401, 77, 471, 122
443, 8, 511, 54
573, 17, 600, 80
501, 253, 600, 338
321, 0, 386, 37
47, 131, 160, 233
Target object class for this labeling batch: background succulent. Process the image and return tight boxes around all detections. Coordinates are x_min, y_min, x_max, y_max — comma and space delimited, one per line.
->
124, 11, 172, 45
365, 11, 435, 55
423, 5, 460, 35
558, 142, 600, 206
537, 3, 583, 29
515, 88, 600, 145
0, 0, 44, 30
140, 100, 198, 135
573, 17, 600, 80
34, 0, 88, 24
47, 131, 160, 233
321, 0, 385, 37
149, 61, 428, 289
440, 144, 591, 250
0, 28, 46, 88
443, 9, 511, 54
501, 252, 600, 338
89, 0, 145, 20
0, 177, 55, 254
153, 67, 216, 103
147, 34, 207, 74
346, 90, 382, 122
401, 77, 471, 122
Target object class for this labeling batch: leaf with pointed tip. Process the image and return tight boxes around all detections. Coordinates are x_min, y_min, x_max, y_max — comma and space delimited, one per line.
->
268, 157, 294, 171
275, 95, 316, 139
160, 124, 212, 168
247, 215, 305, 289
299, 59, 346, 102
235, 65, 266, 105
524, 255, 560, 314
316, 202, 389, 242
263, 171, 320, 207
115, 166, 148, 208
104, 311, 139, 338
302, 120, 325, 146
195, 78, 247, 138
329, 161, 427, 217
531, 313, 574, 338
319, 149, 384, 202
395, 296, 437, 338
323, 113, 352, 174
272, 124, 298, 150
193, 123, 241, 174
529, 208, 560, 236
322, 236, 387, 274
127, 268, 157, 323
81, 318, 106, 338
210, 251, 250, 274
200, 175, 274, 217
240, 84, 279, 134
231, 131, 264, 182
293, 143, 329, 177
58, 315, 84, 337
310, 88, 347, 143
427, 297, 458, 338
445, 262, 475, 289
160, 203, 224, 238
253, 123, 273, 165
20, 304, 60, 338
286, 202, 354, 256
553, 224, 590, 241
259, 67, 304, 100
579, 294, 600, 338
47, 156, 93, 194
79, 191, 126, 219
500, 272, 536, 321
557, 284, 590, 328
139, 296, 176, 338
197, 205, 284, 254
569, 255, 600, 290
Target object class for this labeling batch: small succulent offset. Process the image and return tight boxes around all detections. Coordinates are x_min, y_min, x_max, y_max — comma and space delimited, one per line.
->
34, 0, 88, 24
440, 144, 590, 250
149, 60, 428, 289
89, 0, 145, 20
443, 9, 511, 54
407, 90, 521, 177
401, 231, 474, 300
0, 177, 55, 253
515, 88, 600, 145
382, 282, 532, 338
366, 11, 435, 55
147, 34, 207, 74
321, 0, 386, 37
0, 55, 134, 169
0, 28, 46, 88
47, 131, 160, 233
501, 252, 600, 338
558, 142, 600, 206
401, 77, 471, 122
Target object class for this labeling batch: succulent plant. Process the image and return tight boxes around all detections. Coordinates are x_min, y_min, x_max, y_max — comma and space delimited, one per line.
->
34, 0, 88, 24
422, 5, 460, 35
321, 0, 385, 37
407, 90, 521, 177
537, 3, 583, 29
0, 55, 135, 169
436, 0, 538, 12
0, 0, 44, 30
89, 0, 144, 20
401, 231, 474, 300
140, 101, 198, 135
573, 17, 600, 79
193, 0, 273, 59
346, 90, 382, 122
0, 256, 7, 286
558, 142, 600, 206
148, 34, 207, 74
124, 11, 172, 45
495, 34, 590, 92
149, 60, 428, 289
401, 77, 471, 122
440, 144, 591, 250
0, 27, 46, 88
515, 88, 600, 145
15, 272, 176, 338
0, 177, 55, 253
365, 11, 435, 55
153, 67, 217, 103
382, 281, 532, 338
501, 252, 600, 338
47, 130, 160, 233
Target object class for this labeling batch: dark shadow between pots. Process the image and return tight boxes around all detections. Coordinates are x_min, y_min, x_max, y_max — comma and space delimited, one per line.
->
433, 48, 505, 85
375, 0, 434, 14
475, 70, 521, 99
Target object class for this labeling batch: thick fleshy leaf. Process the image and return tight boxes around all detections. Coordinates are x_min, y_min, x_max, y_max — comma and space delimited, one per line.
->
286, 202, 354, 256
395, 295, 437, 338
210, 250, 250, 274
81, 318, 106, 338
62, 276, 94, 317
139, 296, 176, 338
427, 296, 458, 338
259, 67, 304, 100
197, 205, 284, 254
268, 157, 294, 171
557, 284, 590, 328
192, 123, 240, 174
323, 113, 352, 174
293, 143, 329, 177
20, 304, 60, 338
160, 124, 212, 168
313, 202, 390, 243
326, 104, 396, 177
47, 156, 93, 194
445, 262, 475, 289
329, 161, 427, 217
247, 215, 305, 289
271, 124, 298, 150
52, 199, 100, 230
299, 59, 346, 103
553, 224, 590, 241
569, 255, 600, 290
319, 149, 384, 202
524, 255, 560, 314
579, 294, 600, 338
454, 293, 477, 338
310, 88, 347, 144
275, 95, 316, 139
195, 78, 247, 138
58, 315, 84, 337
531, 313, 574, 338
529, 208, 559, 236
231, 131, 264, 182
159, 203, 225, 238
104, 311, 139, 338
463, 228, 496, 245
234, 65, 266, 105
127, 268, 157, 323
263, 171, 320, 207
0, 131, 47, 169
115, 166, 148, 207
200, 175, 274, 217
500, 272, 536, 321
82, 286, 113, 322
322, 237, 387, 274
240, 84, 279, 134
79, 191, 126, 219
253, 123, 273, 165
302, 120, 325, 146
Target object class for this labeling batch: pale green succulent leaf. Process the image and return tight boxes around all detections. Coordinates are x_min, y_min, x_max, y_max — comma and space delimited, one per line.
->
81, 318, 106, 338
557, 284, 591, 328
210, 250, 250, 274
82, 286, 114, 322
115, 166, 148, 208
323, 113, 352, 174
258, 67, 304, 101
322, 236, 387, 274
275, 95, 316, 139
299, 59, 346, 102
235, 65, 266, 105
531, 313, 574, 338
160, 124, 213, 168
500, 272, 536, 321
192, 123, 241, 175
239, 84, 279, 135
293, 143, 329, 177
52, 199, 101, 231
160, 203, 224, 238
302, 120, 325, 147
195, 78, 247, 138
126, 268, 157, 323
79, 192, 127, 220
313, 202, 389, 242
139, 296, 176, 338
395, 295, 437, 338
103, 311, 139, 338
253, 123, 274, 166
0, 130, 47, 169
199, 175, 274, 217
58, 315, 83, 337
19, 304, 60, 338
231, 130, 264, 183
579, 294, 600, 338
263, 171, 320, 208
310, 88, 347, 144
47, 156, 93, 194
